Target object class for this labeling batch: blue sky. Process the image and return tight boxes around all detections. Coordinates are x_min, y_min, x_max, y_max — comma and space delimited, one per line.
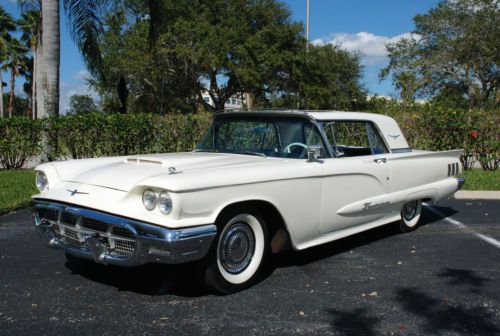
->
1, 0, 439, 112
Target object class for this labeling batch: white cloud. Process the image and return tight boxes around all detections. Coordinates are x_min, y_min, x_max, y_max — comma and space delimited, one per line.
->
59, 80, 99, 114
73, 70, 91, 81
312, 32, 418, 65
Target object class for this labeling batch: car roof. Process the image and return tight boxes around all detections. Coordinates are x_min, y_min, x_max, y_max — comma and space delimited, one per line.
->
217, 109, 410, 150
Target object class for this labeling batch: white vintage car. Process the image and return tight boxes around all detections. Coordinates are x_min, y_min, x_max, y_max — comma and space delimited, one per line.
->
32, 110, 464, 293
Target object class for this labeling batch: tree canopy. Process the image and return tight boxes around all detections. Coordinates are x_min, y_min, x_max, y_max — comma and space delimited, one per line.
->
90, 0, 365, 113
380, 0, 499, 108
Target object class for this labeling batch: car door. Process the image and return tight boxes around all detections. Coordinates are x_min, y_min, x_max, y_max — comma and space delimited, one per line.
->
319, 120, 392, 234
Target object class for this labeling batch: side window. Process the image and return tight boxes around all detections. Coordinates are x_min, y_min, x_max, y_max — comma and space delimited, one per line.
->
322, 121, 388, 157
366, 123, 388, 154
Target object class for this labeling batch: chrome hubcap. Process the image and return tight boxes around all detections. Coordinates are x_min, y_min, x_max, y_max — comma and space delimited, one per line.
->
219, 222, 255, 274
403, 201, 418, 221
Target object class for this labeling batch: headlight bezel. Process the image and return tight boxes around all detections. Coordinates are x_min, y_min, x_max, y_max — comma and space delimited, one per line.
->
142, 188, 158, 211
158, 191, 173, 214
142, 188, 173, 214
35, 171, 49, 192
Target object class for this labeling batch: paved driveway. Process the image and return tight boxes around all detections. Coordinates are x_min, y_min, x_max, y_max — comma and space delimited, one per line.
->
0, 199, 499, 335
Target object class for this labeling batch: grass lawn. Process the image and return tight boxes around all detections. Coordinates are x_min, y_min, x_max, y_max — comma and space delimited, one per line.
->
0, 169, 37, 215
460, 169, 500, 191
0, 168, 498, 215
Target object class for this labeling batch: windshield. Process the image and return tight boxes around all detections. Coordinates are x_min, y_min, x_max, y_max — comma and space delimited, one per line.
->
196, 116, 327, 159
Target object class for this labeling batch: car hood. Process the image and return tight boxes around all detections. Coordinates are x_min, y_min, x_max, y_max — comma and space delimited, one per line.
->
59, 152, 277, 192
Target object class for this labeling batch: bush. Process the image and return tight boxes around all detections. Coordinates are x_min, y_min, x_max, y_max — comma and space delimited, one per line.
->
0, 117, 44, 169
0, 108, 497, 171
366, 99, 498, 170
46, 112, 212, 159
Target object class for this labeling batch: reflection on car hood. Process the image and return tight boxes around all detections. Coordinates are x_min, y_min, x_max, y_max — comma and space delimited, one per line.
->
61, 152, 280, 191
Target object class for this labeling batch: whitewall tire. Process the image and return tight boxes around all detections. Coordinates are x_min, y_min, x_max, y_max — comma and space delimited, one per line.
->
204, 206, 268, 294
398, 200, 422, 232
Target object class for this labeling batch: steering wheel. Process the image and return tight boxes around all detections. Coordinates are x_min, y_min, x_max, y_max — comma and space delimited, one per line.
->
283, 142, 308, 153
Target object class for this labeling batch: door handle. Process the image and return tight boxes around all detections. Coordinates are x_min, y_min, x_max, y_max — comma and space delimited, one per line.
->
373, 158, 387, 163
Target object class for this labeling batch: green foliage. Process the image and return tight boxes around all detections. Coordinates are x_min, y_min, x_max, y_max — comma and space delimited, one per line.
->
0, 116, 43, 169
68, 94, 97, 114
365, 98, 499, 170
47, 112, 212, 159
0, 169, 37, 214
296, 44, 365, 110
380, 0, 499, 108
2, 93, 29, 117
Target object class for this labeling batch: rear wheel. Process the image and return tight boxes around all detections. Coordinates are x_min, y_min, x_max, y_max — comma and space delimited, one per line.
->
204, 206, 268, 294
398, 200, 422, 232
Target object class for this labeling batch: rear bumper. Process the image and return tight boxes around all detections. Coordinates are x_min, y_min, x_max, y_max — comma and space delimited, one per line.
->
32, 200, 217, 267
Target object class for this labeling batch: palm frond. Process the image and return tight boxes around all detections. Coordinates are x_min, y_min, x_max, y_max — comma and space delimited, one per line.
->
63, 0, 116, 81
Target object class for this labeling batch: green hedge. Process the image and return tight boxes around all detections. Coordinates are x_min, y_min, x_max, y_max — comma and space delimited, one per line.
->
46, 112, 212, 159
0, 108, 498, 171
0, 117, 44, 169
376, 105, 499, 171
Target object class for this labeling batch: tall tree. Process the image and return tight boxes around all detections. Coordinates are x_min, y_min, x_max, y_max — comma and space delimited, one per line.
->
1, 38, 28, 118
18, 9, 40, 118
160, 0, 304, 111
39, 0, 59, 118
287, 44, 365, 110
380, 0, 499, 108
0, 6, 16, 118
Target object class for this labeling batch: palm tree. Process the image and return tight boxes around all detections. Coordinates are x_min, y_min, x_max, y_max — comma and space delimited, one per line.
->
1, 38, 28, 118
0, 6, 16, 118
18, 9, 40, 119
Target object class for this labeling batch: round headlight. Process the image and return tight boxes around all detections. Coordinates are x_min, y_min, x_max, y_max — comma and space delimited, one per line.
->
142, 188, 157, 211
36, 171, 48, 192
158, 192, 172, 214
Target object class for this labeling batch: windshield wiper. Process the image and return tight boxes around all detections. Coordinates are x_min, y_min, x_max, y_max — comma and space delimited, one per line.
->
194, 148, 266, 157
238, 150, 267, 157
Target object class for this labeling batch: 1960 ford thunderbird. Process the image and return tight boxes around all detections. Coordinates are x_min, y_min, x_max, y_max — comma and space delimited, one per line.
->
32, 110, 464, 293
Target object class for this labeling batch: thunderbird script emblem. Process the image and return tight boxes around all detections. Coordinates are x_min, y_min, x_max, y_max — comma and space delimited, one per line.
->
67, 189, 89, 196
387, 134, 400, 139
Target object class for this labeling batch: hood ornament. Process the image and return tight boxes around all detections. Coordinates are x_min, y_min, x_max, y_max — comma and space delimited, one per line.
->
67, 189, 89, 196
168, 167, 182, 175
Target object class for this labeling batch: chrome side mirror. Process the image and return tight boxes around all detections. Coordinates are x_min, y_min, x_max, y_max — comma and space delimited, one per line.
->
307, 145, 323, 163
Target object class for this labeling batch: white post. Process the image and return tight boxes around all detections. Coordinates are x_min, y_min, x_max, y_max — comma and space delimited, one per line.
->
306, 0, 310, 45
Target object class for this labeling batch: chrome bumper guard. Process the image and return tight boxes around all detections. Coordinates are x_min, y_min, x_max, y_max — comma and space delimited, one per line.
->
457, 177, 465, 190
32, 201, 217, 266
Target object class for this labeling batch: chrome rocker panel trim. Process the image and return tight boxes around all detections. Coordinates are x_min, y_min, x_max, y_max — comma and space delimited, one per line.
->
32, 200, 217, 267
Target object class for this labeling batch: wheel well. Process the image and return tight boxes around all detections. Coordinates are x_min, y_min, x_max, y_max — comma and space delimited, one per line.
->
216, 200, 292, 253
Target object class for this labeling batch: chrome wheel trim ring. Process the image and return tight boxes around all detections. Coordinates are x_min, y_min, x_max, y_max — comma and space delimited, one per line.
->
403, 201, 418, 221
218, 222, 255, 274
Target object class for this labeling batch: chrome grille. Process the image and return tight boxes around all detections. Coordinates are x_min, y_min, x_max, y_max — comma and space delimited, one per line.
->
37, 208, 136, 257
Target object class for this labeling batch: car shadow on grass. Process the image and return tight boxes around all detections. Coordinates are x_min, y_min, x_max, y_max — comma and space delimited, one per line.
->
64, 204, 458, 297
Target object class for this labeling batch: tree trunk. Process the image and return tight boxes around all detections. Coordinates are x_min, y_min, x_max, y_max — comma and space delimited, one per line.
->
36, 35, 43, 119
8, 68, 15, 118
32, 47, 37, 119
40, 0, 60, 118
0, 71, 3, 118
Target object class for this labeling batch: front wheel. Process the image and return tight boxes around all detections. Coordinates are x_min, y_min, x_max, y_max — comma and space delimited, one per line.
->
204, 206, 268, 294
397, 200, 422, 232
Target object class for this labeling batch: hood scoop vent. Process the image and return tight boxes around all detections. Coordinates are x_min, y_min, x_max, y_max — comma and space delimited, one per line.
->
126, 158, 163, 165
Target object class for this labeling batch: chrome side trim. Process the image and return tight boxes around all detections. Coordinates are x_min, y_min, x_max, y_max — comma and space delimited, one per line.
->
32, 200, 217, 266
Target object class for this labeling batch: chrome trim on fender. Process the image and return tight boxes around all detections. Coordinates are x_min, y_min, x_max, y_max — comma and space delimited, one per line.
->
31, 200, 217, 266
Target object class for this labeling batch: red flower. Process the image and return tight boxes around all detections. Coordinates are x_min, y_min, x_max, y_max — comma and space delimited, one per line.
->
471, 130, 478, 139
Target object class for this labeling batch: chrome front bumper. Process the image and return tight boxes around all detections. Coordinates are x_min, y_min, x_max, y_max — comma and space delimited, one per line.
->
457, 177, 465, 190
32, 201, 217, 266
